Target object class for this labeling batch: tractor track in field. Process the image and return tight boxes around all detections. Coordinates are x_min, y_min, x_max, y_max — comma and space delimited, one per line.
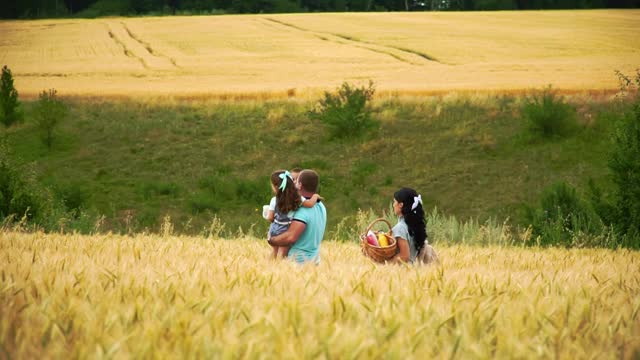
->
104, 21, 179, 71
121, 22, 181, 69
263, 17, 443, 66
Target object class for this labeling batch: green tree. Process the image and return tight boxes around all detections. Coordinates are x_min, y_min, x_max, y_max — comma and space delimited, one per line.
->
35, 88, 67, 149
0, 65, 22, 127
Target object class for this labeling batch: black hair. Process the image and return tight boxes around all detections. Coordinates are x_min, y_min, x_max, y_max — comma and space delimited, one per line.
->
394, 187, 428, 254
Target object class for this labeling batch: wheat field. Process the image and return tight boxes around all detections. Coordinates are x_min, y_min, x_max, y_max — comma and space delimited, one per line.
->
1, 10, 639, 98
1, 230, 638, 358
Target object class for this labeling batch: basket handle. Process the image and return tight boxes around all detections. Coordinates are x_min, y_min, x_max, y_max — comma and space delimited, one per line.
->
365, 218, 393, 236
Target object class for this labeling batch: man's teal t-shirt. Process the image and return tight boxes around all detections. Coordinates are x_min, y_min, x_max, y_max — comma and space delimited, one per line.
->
289, 202, 327, 264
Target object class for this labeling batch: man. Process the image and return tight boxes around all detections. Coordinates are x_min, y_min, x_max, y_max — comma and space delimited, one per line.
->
268, 169, 326, 264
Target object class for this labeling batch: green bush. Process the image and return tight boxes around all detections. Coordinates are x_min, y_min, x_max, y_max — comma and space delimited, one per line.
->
586, 178, 616, 227
54, 182, 88, 212
138, 181, 180, 200
235, 178, 267, 204
0, 140, 58, 228
189, 192, 219, 214
309, 81, 377, 140
608, 71, 640, 247
135, 207, 160, 230
35, 89, 67, 149
521, 86, 577, 139
524, 182, 604, 247
0, 140, 100, 233
0, 65, 22, 127
198, 173, 235, 201
351, 160, 378, 189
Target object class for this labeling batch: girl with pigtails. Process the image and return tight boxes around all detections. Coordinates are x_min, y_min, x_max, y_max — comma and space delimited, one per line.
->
265, 170, 320, 259
391, 187, 438, 264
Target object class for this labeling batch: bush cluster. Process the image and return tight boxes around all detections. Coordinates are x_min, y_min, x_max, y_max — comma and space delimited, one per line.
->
524, 182, 605, 247
608, 85, 640, 246
525, 71, 640, 248
0, 141, 57, 227
521, 86, 577, 139
309, 81, 377, 140
0, 66, 94, 232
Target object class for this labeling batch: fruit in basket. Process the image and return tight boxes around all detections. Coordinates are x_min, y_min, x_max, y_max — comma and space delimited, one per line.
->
366, 231, 379, 246
377, 232, 389, 247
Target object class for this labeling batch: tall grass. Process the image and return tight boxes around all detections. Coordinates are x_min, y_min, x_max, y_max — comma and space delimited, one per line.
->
331, 204, 619, 249
1, 230, 638, 358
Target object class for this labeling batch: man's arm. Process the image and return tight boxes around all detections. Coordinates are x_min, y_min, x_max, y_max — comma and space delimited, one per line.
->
268, 220, 306, 246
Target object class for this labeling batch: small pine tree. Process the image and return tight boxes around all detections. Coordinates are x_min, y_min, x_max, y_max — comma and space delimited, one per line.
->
35, 89, 67, 149
0, 65, 22, 127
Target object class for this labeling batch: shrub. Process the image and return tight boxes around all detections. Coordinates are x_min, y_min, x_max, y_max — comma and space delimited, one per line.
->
235, 178, 266, 204
55, 182, 88, 212
351, 160, 378, 189
138, 181, 180, 200
189, 192, 219, 214
198, 173, 234, 201
35, 89, 67, 149
309, 81, 377, 140
608, 70, 640, 247
586, 178, 616, 227
0, 140, 57, 228
524, 182, 604, 247
521, 86, 577, 139
0, 65, 22, 127
60, 209, 102, 234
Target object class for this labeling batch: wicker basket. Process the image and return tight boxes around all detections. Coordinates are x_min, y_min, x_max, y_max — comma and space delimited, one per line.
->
360, 218, 398, 263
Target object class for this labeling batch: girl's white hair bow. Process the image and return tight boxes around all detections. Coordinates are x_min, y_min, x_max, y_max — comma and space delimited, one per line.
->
411, 194, 423, 211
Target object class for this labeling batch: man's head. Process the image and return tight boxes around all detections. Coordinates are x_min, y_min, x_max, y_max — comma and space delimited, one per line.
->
296, 169, 319, 194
